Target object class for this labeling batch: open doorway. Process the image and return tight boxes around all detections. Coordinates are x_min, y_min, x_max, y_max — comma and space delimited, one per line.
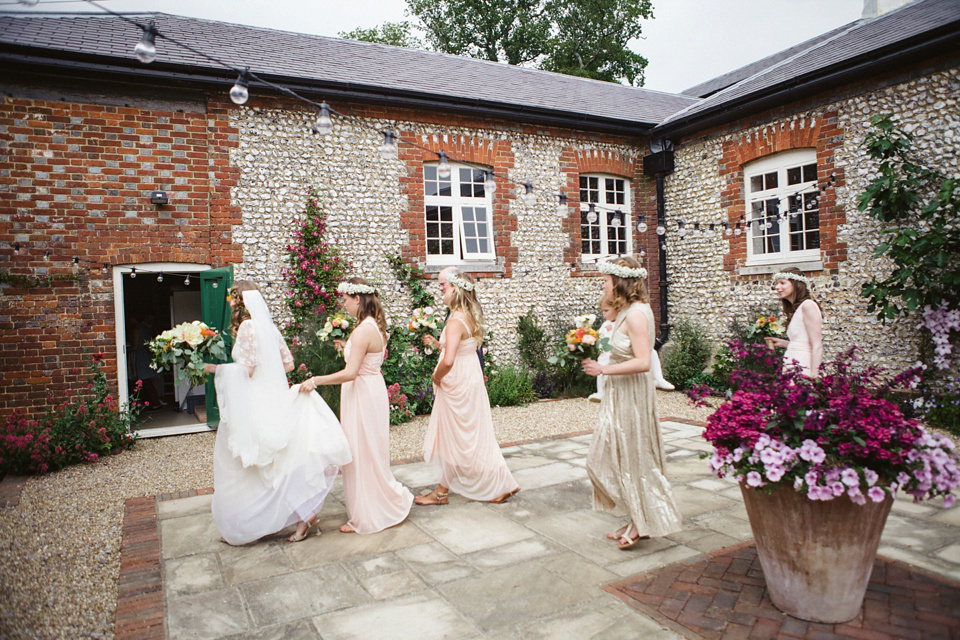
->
113, 263, 217, 437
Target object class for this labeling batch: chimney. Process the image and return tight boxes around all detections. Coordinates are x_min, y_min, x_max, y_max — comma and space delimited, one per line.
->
863, 0, 913, 18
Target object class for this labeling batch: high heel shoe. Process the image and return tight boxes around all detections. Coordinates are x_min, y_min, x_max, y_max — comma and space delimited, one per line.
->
287, 515, 320, 542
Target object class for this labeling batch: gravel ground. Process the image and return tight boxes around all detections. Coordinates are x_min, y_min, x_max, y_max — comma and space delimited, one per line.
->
0, 391, 712, 639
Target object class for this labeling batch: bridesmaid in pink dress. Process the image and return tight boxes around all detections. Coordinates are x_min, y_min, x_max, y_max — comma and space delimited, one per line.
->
415, 268, 519, 506
299, 277, 413, 534
764, 267, 823, 378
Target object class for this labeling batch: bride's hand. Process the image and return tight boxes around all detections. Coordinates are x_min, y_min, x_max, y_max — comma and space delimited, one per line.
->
203, 363, 217, 374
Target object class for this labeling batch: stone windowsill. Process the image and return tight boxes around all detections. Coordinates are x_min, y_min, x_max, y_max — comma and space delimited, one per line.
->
737, 260, 824, 277
423, 262, 504, 275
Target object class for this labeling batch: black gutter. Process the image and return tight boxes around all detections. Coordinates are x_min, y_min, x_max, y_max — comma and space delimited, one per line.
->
652, 25, 960, 139
643, 148, 675, 349
0, 49, 665, 137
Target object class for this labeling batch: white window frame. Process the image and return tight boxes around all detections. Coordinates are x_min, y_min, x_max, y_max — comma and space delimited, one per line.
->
424, 163, 496, 265
744, 149, 821, 267
579, 174, 631, 261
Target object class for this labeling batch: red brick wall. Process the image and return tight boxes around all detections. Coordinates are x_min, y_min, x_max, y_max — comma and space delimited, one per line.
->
0, 94, 241, 416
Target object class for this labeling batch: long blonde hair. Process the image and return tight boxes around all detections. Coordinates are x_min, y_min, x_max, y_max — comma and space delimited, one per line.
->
445, 268, 484, 344
228, 280, 261, 337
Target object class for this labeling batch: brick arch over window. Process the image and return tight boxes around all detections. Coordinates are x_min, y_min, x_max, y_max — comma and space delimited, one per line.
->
397, 133, 517, 277
719, 112, 846, 278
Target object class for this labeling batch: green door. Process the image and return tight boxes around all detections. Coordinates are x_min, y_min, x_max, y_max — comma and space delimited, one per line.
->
198, 267, 234, 427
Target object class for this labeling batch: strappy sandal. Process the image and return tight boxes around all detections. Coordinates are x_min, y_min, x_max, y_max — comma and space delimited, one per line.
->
606, 524, 629, 541
339, 523, 357, 534
414, 487, 449, 506
489, 487, 520, 504
287, 516, 320, 543
617, 524, 649, 550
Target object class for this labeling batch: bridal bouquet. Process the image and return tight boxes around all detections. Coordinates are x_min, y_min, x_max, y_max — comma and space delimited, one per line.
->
148, 321, 227, 387
747, 313, 786, 340
408, 306, 442, 354
704, 343, 959, 506
549, 314, 600, 366
316, 311, 354, 357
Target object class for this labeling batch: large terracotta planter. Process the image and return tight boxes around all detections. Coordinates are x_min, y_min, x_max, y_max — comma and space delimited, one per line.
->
739, 482, 893, 623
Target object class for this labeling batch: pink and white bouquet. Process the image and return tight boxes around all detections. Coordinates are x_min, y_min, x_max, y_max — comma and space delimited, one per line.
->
148, 321, 227, 387
316, 311, 354, 357
408, 306, 442, 354
704, 343, 959, 506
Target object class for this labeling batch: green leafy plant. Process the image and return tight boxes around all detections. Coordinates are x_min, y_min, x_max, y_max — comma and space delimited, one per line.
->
486, 364, 536, 407
283, 188, 351, 335
517, 307, 552, 372
661, 317, 712, 390
0, 355, 139, 474
288, 319, 344, 417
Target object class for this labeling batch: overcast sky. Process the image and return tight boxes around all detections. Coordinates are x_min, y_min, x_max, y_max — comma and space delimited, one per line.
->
4, 0, 866, 93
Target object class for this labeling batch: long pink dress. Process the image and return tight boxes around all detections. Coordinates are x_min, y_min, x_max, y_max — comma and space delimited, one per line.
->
423, 315, 519, 500
783, 299, 822, 376
339, 317, 413, 533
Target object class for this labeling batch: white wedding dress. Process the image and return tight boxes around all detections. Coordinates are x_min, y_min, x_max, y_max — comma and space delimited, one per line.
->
211, 291, 351, 545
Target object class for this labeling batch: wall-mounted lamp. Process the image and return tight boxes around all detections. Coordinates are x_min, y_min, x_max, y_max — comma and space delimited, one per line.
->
150, 191, 168, 205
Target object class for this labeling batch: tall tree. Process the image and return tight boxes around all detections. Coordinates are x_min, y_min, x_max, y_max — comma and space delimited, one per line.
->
338, 21, 425, 49
405, 0, 551, 66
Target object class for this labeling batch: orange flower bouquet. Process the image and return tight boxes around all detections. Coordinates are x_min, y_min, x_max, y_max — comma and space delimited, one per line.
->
148, 321, 227, 387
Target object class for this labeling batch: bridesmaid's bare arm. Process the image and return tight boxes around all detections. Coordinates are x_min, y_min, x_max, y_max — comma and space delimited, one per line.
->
802, 301, 823, 378
432, 315, 466, 386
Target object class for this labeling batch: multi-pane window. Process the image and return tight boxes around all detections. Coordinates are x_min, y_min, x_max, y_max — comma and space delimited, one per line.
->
580, 175, 630, 259
424, 164, 495, 263
744, 150, 820, 265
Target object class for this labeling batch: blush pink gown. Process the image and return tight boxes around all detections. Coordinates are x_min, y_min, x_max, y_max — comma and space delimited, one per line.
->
783, 299, 822, 376
423, 316, 519, 500
340, 317, 413, 533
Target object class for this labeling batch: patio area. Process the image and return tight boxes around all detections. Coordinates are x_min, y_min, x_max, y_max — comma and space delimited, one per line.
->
115, 420, 960, 639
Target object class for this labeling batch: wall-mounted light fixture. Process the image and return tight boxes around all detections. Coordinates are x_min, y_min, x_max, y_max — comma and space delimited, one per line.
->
150, 191, 168, 205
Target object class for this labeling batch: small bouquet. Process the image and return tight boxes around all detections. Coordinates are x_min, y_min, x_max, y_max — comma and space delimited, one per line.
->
747, 313, 786, 340
148, 321, 227, 387
316, 311, 354, 356
408, 306, 442, 354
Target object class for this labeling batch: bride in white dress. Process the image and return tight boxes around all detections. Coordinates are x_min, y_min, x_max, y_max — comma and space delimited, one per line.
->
202, 281, 351, 545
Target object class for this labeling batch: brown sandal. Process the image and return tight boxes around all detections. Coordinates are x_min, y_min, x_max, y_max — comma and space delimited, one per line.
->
414, 488, 449, 506
489, 488, 520, 504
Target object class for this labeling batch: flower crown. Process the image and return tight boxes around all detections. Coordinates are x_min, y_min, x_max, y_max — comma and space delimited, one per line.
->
772, 271, 811, 287
447, 273, 475, 291
597, 260, 648, 280
337, 282, 377, 296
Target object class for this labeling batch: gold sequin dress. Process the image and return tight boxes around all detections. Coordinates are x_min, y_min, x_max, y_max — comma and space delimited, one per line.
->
586, 302, 682, 538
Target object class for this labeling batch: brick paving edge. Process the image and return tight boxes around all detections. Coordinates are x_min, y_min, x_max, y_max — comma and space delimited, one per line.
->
115, 496, 164, 640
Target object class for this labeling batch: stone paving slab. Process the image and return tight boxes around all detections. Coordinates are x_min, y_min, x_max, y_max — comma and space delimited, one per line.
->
114, 420, 960, 639
605, 542, 960, 640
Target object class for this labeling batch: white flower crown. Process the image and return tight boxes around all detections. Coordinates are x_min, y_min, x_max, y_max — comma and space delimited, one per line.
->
337, 282, 377, 296
597, 260, 648, 280
772, 272, 811, 287
447, 273, 475, 291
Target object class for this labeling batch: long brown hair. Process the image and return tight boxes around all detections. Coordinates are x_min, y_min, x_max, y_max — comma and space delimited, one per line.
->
445, 268, 485, 344
777, 267, 822, 324
345, 277, 388, 336
228, 280, 261, 337
606, 256, 649, 311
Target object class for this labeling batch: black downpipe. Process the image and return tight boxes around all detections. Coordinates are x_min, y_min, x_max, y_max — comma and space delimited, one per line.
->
655, 174, 669, 349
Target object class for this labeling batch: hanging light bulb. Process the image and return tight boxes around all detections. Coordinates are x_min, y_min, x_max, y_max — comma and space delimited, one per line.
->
44, 251, 50, 261
102, 263, 108, 275
379, 129, 398, 159
639, 248, 646, 258
611, 215, 621, 228
521, 182, 537, 206
13, 243, 20, 256
556, 193, 568, 217
636, 215, 647, 233
157, 272, 164, 283
212, 281, 219, 288
677, 222, 687, 238
586, 203, 598, 224
229, 67, 251, 105
72, 257, 80, 273
724, 223, 733, 237
436, 152, 452, 180
693, 222, 702, 237
184, 275, 191, 286
130, 267, 137, 279
134, 22, 159, 64
484, 170, 497, 195
656, 224, 665, 236
314, 102, 333, 135
734, 222, 743, 236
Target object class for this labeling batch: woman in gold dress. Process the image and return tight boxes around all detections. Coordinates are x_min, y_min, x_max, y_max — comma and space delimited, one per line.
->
582, 256, 682, 549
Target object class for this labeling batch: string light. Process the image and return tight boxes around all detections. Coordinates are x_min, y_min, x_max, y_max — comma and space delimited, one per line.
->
483, 170, 497, 195
314, 102, 333, 135
656, 224, 665, 236
636, 215, 648, 233
724, 222, 732, 237
130, 267, 137, 279
521, 183, 537, 207
586, 203, 598, 224
611, 210, 622, 228
102, 263, 108, 275
13, 243, 20, 256
184, 275, 191, 286
44, 251, 50, 261
229, 67, 251, 105
436, 152, 452, 180
134, 21, 158, 64
157, 272, 163, 283
556, 194, 568, 217
379, 130, 398, 159
73, 257, 80, 273
734, 221, 743, 236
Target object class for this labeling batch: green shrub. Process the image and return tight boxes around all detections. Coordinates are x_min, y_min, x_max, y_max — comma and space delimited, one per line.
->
486, 364, 536, 407
517, 307, 551, 372
0, 355, 139, 475
661, 318, 712, 390
382, 326, 438, 416
289, 317, 346, 417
